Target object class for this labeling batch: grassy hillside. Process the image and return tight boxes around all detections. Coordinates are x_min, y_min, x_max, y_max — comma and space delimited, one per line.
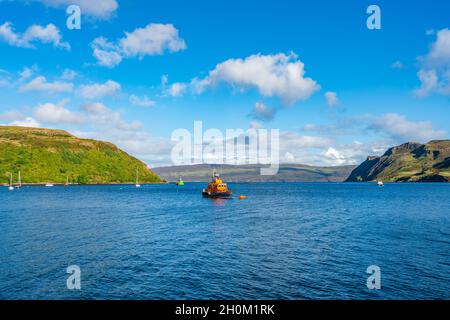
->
346, 140, 450, 182
153, 163, 356, 182
0, 126, 162, 184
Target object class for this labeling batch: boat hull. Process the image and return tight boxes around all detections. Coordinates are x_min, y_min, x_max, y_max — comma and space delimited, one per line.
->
202, 191, 232, 199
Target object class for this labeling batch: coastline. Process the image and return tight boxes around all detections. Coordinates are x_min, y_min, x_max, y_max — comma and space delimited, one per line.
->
1, 182, 168, 187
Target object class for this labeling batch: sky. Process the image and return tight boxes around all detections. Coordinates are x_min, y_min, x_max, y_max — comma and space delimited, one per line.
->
0, 0, 449, 167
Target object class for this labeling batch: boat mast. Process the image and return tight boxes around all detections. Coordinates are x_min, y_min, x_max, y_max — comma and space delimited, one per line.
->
18, 171, 21, 187
10, 173, 13, 186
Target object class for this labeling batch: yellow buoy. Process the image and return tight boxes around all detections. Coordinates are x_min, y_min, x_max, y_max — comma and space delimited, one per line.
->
238, 195, 247, 199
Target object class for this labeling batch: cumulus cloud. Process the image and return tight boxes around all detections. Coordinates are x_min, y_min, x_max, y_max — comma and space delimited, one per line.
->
324, 147, 348, 165
279, 131, 332, 150
10, 117, 41, 127
78, 80, 121, 99
414, 28, 450, 96
369, 113, 446, 142
324, 91, 339, 107
80, 102, 143, 131
91, 23, 186, 67
249, 102, 276, 121
129, 94, 155, 107
119, 23, 186, 57
35, 0, 118, 19
320, 141, 390, 166
189, 53, 319, 105
275, 131, 374, 166
414, 69, 439, 97
165, 82, 187, 97
34, 101, 84, 124
19, 76, 74, 93
91, 37, 123, 68
0, 22, 70, 50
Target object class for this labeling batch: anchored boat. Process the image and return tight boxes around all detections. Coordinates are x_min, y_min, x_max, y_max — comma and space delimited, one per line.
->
8, 173, 14, 191
135, 169, 141, 188
176, 177, 185, 186
202, 171, 232, 199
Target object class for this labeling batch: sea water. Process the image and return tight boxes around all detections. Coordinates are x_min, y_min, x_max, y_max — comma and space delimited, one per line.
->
0, 183, 449, 299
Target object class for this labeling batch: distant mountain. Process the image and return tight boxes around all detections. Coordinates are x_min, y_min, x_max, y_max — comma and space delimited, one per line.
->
346, 140, 450, 182
152, 163, 356, 182
0, 126, 162, 184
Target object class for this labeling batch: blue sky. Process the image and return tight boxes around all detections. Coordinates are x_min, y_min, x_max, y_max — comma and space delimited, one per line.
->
0, 0, 449, 166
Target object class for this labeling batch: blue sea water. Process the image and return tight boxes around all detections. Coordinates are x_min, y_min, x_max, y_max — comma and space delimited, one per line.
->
0, 182, 449, 300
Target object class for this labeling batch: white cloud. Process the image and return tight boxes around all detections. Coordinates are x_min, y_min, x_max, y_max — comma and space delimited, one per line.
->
80, 102, 109, 114
426, 28, 450, 64
160, 74, 169, 87
36, 0, 118, 19
369, 113, 446, 142
414, 28, 450, 96
60, 69, 77, 80
119, 23, 186, 58
91, 37, 123, 68
319, 141, 389, 166
0, 69, 11, 87
80, 102, 141, 131
34, 101, 85, 124
129, 94, 156, 107
324, 91, 339, 107
280, 131, 332, 149
19, 76, 74, 93
324, 147, 347, 165
0, 22, 70, 50
249, 121, 263, 129
0, 111, 24, 122
91, 23, 186, 67
249, 102, 276, 121
19, 65, 38, 81
78, 80, 121, 99
414, 69, 438, 97
391, 60, 404, 69
189, 52, 319, 105
10, 117, 41, 127
165, 82, 187, 97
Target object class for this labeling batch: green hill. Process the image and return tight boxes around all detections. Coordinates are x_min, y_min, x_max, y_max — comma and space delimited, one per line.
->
0, 126, 162, 185
346, 140, 450, 182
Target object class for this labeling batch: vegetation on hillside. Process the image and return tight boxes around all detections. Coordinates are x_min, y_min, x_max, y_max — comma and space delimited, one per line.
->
346, 140, 450, 182
0, 126, 162, 184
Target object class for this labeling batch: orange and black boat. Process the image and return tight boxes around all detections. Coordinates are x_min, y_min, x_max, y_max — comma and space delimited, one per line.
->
202, 171, 232, 199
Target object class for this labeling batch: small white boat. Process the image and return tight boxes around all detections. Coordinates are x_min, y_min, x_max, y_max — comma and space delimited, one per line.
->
135, 169, 141, 188
8, 173, 14, 191
377, 181, 384, 187
15, 171, 21, 189
45, 183, 54, 187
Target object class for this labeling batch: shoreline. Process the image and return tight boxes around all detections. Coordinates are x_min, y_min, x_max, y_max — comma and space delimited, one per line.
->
1, 182, 168, 187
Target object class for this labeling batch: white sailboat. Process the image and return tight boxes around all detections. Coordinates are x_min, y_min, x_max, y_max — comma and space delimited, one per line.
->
377, 181, 384, 187
8, 173, 14, 191
135, 169, 141, 188
15, 171, 21, 189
